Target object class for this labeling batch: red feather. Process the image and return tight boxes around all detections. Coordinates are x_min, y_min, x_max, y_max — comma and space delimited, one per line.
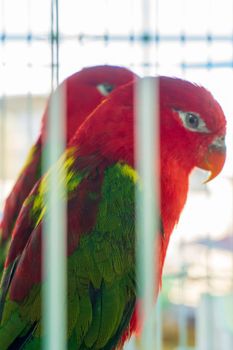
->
0, 66, 136, 244
1, 76, 226, 348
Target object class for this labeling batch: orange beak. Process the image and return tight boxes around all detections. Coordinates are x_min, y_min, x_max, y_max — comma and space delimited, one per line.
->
198, 136, 226, 183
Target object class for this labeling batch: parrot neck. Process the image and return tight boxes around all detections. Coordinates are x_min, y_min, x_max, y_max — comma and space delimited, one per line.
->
159, 156, 191, 271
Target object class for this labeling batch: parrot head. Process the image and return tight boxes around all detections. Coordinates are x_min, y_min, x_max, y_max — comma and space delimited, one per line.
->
75, 76, 226, 184
72, 75, 227, 260
41, 65, 137, 142
159, 76, 226, 182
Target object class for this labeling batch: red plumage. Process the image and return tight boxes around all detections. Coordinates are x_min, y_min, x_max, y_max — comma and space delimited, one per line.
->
0, 65, 136, 246
0, 75, 226, 349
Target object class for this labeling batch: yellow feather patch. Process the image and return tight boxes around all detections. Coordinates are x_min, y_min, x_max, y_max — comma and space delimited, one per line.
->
120, 164, 139, 184
30, 147, 81, 226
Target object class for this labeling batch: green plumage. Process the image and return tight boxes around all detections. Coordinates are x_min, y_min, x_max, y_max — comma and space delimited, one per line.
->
0, 160, 137, 349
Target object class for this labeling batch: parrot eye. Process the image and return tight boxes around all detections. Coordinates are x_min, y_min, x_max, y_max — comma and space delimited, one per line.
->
176, 110, 210, 133
185, 113, 199, 128
97, 83, 114, 96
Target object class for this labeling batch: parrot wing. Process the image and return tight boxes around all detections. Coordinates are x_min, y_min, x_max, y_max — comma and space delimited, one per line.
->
0, 149, 138, 350
0, 140, 42, 277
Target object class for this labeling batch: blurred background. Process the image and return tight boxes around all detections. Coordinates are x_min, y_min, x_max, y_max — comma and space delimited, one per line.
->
0, 0, 233, 349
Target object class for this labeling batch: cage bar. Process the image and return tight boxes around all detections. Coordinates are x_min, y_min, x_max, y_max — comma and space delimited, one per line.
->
0, 0, 6, 207
135, 76, 160, 349
42, 1, 67, 349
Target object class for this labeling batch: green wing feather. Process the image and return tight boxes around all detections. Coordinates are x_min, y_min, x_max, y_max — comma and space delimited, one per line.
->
0, 161, 137, 350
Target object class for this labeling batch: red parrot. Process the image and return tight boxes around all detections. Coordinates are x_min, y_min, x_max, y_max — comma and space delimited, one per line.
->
0, 65, 137, 273
0, 77, 226, 349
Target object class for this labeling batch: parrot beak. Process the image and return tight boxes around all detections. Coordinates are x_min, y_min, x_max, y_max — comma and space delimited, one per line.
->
198, 135, 226, 183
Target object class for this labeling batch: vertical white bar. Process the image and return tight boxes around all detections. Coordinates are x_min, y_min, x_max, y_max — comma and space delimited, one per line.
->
178, 303, 188, 349
178, 240, 188, 349
206, 2, 214, 349
155, 294, 162, 350
43, 85, 67, 350
43, 0, 67, 349
26, 0, 33, 147
135, 76, 160, 349
196, 294, 214, 350
0, 95, 6, 212
140, 0, 157, 76
0, 0, 6, 209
